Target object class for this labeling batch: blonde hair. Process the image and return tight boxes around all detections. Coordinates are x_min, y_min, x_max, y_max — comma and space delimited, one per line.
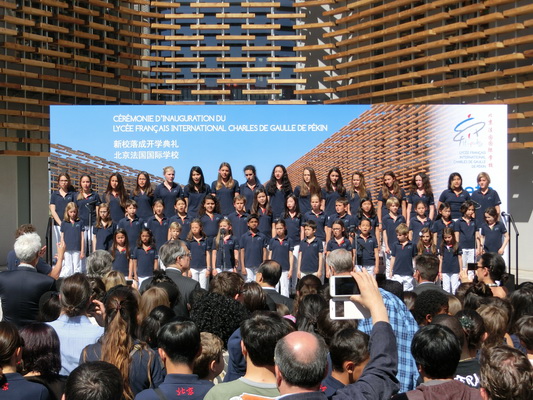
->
163, 166, 174, 175
138, 287, 170, 325
385, 197, 400, 209
477, 172, 491, 184
395, 223, 409, 236
215, 162, 235, 190
169, 221, 182, 232
103, 270, 127, 291
96, 203, 111, 228
63, 202, 79, 222
193, 332, 224, 380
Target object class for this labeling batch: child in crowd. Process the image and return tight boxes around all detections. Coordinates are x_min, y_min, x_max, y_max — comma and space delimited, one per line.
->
61, 201, 85, 277
186, 218, 211, 289
457, 200, 481, 270
193, 332, 225, 383
355, 218, 379, 276
302, 193, 327, 244
251, 187, 274, 240
117, 199, 144, 252
408, 200, 432, 246
439, 226, 462, 294
110, 228, 133, 280
132, 227, 158, 286
283, 194, 302, 283
211, 162, 239, 216
323, 167, 346, 217
198, 194, 223, 254
357, 197, 379, 242
146, 199, 169, 251
93, 203, 116, 251
169, 197, 190, 240
481, 206, 509, 255
227, 194, 249, 240
326, 198, 355, 243
298, 220, 324, 281
268, 219, 294, 297
382, 197, 406, 278
325, 220, 353, 278
389, 223, 416, 291
184, 166, 211, 218
416, 227, 437, 256
347, 171, 371, 216
212, 218, 239, 274
377, 171, 407, 225
167, 221, 182, 242
239, 214, 267, 281
432, 202, 457, 249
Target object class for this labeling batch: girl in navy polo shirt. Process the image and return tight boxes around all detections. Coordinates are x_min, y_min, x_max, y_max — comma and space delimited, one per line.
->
133, 228, 158, 286
92, 203, 116, 251
356, 197, 379, 242
265, 164, 293, 219
408, 201, 432, 246
212, 218, 239, 274
60, 202, 85, 277
294, 167, 322, 215
325, 219, 353, 278
110, 228, 133, 279
416, 227, 437, 256
132, 171, 154, 221
323, 167, 346, 218
283, 194, 302, 285
348, 171, 371, 217
184, 166, 211, 217
199, 194, 222, 254
211, 162, 239, 216
50, 172, 76, 257
155, 166, 183, 219
103, 173, 128, 224
437, 172, 471, 220
432, 202, 458, 249
376, 171, 407, 226
146, 199, 169, 251
76, 174, 101, 258
481, 207, 509, 255
186, 219, 211, 289
406, 172, 435, 222
440, 227, 463, 294
169, 197, 190, 240
269, 220, 294, 297
251, 187, 274, 240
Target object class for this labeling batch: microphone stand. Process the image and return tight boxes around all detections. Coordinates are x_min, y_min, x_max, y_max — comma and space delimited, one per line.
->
503, 212, 519, 286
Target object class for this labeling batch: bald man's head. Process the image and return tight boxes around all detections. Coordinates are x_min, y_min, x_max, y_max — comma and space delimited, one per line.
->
274, 331, 328, 391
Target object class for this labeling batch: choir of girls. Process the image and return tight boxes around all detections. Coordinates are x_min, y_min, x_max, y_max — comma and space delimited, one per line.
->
49, 164, 507, 294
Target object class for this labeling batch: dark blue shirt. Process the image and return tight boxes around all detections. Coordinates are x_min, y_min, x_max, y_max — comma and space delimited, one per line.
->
348, 190, 372, 216
409, 217, 432, 246
76, 191, 101, 226
391, 241, 416, 276
377, 188, 406, 218
268, 187, 291, 220
50, 190, 76, 225
440, 245, 462, 274
154, 182, 183, 219
239, 182, 263, 213
355, 234, 378, 266
186, 237, 211, 269
93, 222, 116, 250
103, 192, 125, 224
481, 221, 507, 253
326, 212, 356, 232
240, 231, 267, 268
293, 185, 311, 215
146, 216, 169, 250
431, 219, 457, 249
302, 210, 327, 241
383, 213, 406, 247
407, 191, 434, 219
269, 237, 294, 271
227, 211, 249, 240
211, 180, 239, 216
257, 207, 273, 240
118, 216, 145, 250
61, 220, 84, 251
326, 237, 353, 253
6, 250, 52, 275
135, 374, 214, 400
299, 237, 323, 273
111, 248, 130, 276
457, 218, 477, 249
284, 213, 302, 243
200, 213, 223, 247
131, 191, 154, 221
0, 372, 49, 400
321, 374, 345, 400
183, 184, 211, 217
438, 189, 471, 220
471, 188, 501, 227
132, 246, 158, 277
214, 235, 239, 270
169, 215, 191, 240
323, 189, 343, 218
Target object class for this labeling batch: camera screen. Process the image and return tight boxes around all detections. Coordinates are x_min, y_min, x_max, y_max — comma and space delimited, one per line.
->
334, 277, 360, 296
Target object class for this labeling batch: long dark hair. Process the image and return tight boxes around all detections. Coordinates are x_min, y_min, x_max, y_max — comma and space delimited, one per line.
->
266, 164, 292, 195
325, 167, 346, 196
0, 322, 24, 385
133, 171, 154, 197
187, 166, 207, 193
20, 323, 61, 378
106, 173, 128, 206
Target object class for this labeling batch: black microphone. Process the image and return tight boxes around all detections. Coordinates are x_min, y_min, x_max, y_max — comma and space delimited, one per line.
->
220, 228, 227, 235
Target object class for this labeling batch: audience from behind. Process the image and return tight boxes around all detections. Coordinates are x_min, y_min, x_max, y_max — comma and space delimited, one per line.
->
241, 281, 269, 312
47, 273, 104, 376
0, 321, 50, 399
316, 308, 357, 347
508, 285, 533, 351
455, 282, 474, 305
255, 260, 295, 313
461, 253, 508, 299
209, 271, 245, 300
295, 293, 328, 333
413, 289, 449, 326
80, 286, 164, 399
139, 305, 176, 349
379, 278, 404, 300
85, 250, 113, 278
102, 270, 127, 291
327, 249, 355, 275
448, 294, 463, 316
293, 274, 323, 314
321, 328, 370, 398
455, 310, 487, 388
205, 312, 293, 400
402, 292, 417, 315
463, 282, 493, 311
479, 345, 533, 400
19, 323, 65, 400
37, 291, 61, 322
193, 332, 225, 382
392, 324, 482, 399
135, 321, 214, 400
515, 316, 533, 365
412, 254, 446, 295
63, 361, 123, 400
138, 286, 170, 325
477, 304, 511, 350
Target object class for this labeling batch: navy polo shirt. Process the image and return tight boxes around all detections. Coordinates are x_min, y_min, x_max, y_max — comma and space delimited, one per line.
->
321, 374, 345, 399
154, 182, 183, 219
438, 189, 471, 220
132, 246, 158, 277
0, 372, 49, 400
112, 248, 130, 275
211, 180, 239, 216
268, 187, 291, 219
284, 213, 302, 243
326, 237, 353, 253
214, 235, 239, 270
131, 192, 154, 221
6, 251, 52, 275
146, 216, 169, 250
355, 234, 378, 266
302, 210, 327, 241
457, 218, 477, 249
239, 182, 264, 212
50, 190, 76, 225
93, 222, 116, 250
227, 211, 249, 240
391, 241, 416, 276
200, 213, 223, 247
359, 214, 379, 237
293, 185, 311, 215
118, 216, 145, 250
348, 190, 372, 216
441, 245, 462, 274
481, 221, 507, 253
269, 237, 294, 271
409, 217, 432, 246
61, 220, 84, 251
323, 189, 344, 218
382, 213, 406, 247
183, 184, 211, 217
432, 219, 457, 249
240, 231, 267, 268
186, 237, 211, 268
299, 237, 323, 273
471, 188, 501, 226
377, 188, 406, 218
407, 191, 434, 219
76, 191, 101, 226
257, 207, 273, 240
103, 193, 126, 224
135, 373, 214, 400
169, 215, 191, 240
326, 212, 356, 232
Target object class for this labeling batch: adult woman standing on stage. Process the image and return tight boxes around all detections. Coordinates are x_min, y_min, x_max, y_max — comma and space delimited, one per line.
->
437, 172, 470, 220
76, 174, 101, 259
294, 167, 322, 215
154, 166, 182, 219
239, 165, 263, 213
104, 173, 128, 224
131, 172, 154, 221
50, 173, 76, 256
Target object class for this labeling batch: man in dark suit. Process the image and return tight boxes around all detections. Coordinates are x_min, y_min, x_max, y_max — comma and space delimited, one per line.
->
412, 254, 447, 296
140, 240, 200, 317
0, 232, 56, 327
256, 260, 294, 313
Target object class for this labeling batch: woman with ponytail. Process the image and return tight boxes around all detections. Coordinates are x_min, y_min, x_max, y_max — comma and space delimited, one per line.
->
0, 321, 49, 399
80, 286, 164, 400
